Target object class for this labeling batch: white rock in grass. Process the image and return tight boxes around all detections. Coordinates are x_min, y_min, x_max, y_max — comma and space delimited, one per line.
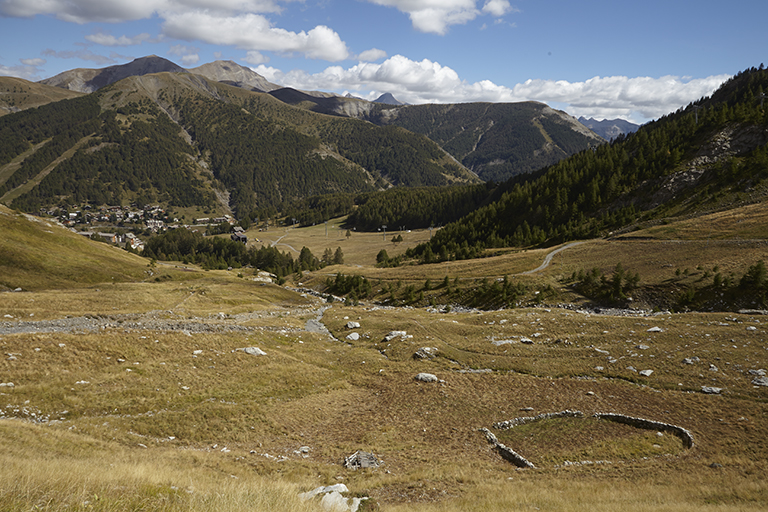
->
415, 373, 438, 383
639, 370, 654, 377
346, 321, 360, 329
346, 332, 360, 341
647, 327, 663, 333
701, 386, 722, 394
752, 376, 768, 387
238, 347, 266, 356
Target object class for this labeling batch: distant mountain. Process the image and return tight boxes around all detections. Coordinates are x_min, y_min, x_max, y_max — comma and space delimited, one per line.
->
0, 76, 83, 116
40, 55, 186, 93
373, 93, 405, 105
0, 72, 478, 218
578, 116, 640, 140
360, 102, 605, 181
189, 60, 280, 92
35, 56, 605, 183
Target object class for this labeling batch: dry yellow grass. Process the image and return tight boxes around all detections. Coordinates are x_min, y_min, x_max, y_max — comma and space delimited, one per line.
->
1, 205, 768, 511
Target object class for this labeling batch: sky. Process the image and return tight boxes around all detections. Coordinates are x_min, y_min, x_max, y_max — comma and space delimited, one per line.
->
0, 0, 765, 124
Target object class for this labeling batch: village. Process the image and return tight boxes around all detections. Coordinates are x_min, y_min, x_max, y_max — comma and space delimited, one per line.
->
38, 203, 242, 253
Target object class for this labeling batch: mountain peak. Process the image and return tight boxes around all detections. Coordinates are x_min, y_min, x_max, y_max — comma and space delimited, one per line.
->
374, 92, 405, 105
189, 60, 280, 92
40, 55, 186, 93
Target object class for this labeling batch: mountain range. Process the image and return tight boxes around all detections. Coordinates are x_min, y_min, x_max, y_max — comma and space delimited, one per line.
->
578, 116, 640, 140
0, 55, 606, 216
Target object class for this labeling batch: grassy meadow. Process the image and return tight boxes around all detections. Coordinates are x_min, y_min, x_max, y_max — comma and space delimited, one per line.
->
1, 203, 767, 511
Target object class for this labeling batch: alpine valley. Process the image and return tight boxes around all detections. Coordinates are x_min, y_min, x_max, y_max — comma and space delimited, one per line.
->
0, 55, 603, 220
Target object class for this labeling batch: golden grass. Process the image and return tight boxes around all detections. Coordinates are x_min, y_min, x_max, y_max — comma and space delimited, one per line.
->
2, 203, 768, 510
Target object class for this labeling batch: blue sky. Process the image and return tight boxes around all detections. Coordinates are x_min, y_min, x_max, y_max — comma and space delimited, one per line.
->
1, 1, 764, 123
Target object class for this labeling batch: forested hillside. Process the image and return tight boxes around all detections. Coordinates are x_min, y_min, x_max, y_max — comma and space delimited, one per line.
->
0, 72, 476, 218
360, 101, 604, 181
406, 66, 768, 263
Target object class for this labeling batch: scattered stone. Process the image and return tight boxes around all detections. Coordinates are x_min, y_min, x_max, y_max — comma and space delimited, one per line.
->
636, 344, 650, 350
492, 339, 516, 346
594, 366, 604, 371
639, 369, 654, 377
299, 484, 349, 501
647, 327, 663, 333
709, 364, 718, 372
752, 376, 768, 387
701, 386, 723, 394
520, 407, 534, 412
237, 347, 266, 356
346, 332, 360, 341
520, 337, 534, 344
413, 347, 438, 359
384, 331, 409, 341
0, 382, 14, 388
746, 326, 757, 331
343, 451, 380, 470
415, 373, 438, 383
748, 369, 767, 376
346, 321, 360, 329
193, 350, 203, 355
682, 357, 700, 365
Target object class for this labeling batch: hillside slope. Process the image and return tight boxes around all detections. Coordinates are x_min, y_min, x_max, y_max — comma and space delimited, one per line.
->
0, 77, 83, 117
0, 204, 149, 291
0, 72, 477, 219
360, 101, 605, 181
408, 66, 768, 261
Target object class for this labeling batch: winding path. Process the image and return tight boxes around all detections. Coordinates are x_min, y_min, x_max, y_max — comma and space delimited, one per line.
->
518, 241, 586, 275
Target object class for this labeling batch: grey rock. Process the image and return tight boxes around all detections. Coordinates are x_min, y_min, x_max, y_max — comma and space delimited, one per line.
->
647, 327, 663, 332
414, 347, 438, 359
346, 332, 360, 341
752, 376, 768, 387
237, 347, 266, 356
639, 369, 654, 377
415, 373, 438, 383
701, 386, 723, 394
682, 357, 700, 365
346, 321, 360, 329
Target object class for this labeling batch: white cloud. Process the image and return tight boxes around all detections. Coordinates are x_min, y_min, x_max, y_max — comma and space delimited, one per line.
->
482, 0, 513, 17
244, 51, 270, 65
1, 60, 45, 80
41, 48, 119, 66
162, 12, 349, 61
357, 48, 387, 62
181, 53, 200, 66
259, 54, 729, 123
364, 0, 516, 34
85, 32, 152, 46
20, 58, 46, 66
0, 0, 284, 23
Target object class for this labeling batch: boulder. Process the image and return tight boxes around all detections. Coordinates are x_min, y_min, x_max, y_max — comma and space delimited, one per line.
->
384, 330, 408, 341
415, 372, 438, 383
346, 321, 360, 329
346, 332, 360, 341
752, 376, 768, 387
701, 386, 722, 394
237, 347, 266, 356
413, 347, 438, 359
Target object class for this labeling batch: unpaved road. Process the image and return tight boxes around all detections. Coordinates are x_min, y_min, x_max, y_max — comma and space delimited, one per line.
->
519, 241, 586, 275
